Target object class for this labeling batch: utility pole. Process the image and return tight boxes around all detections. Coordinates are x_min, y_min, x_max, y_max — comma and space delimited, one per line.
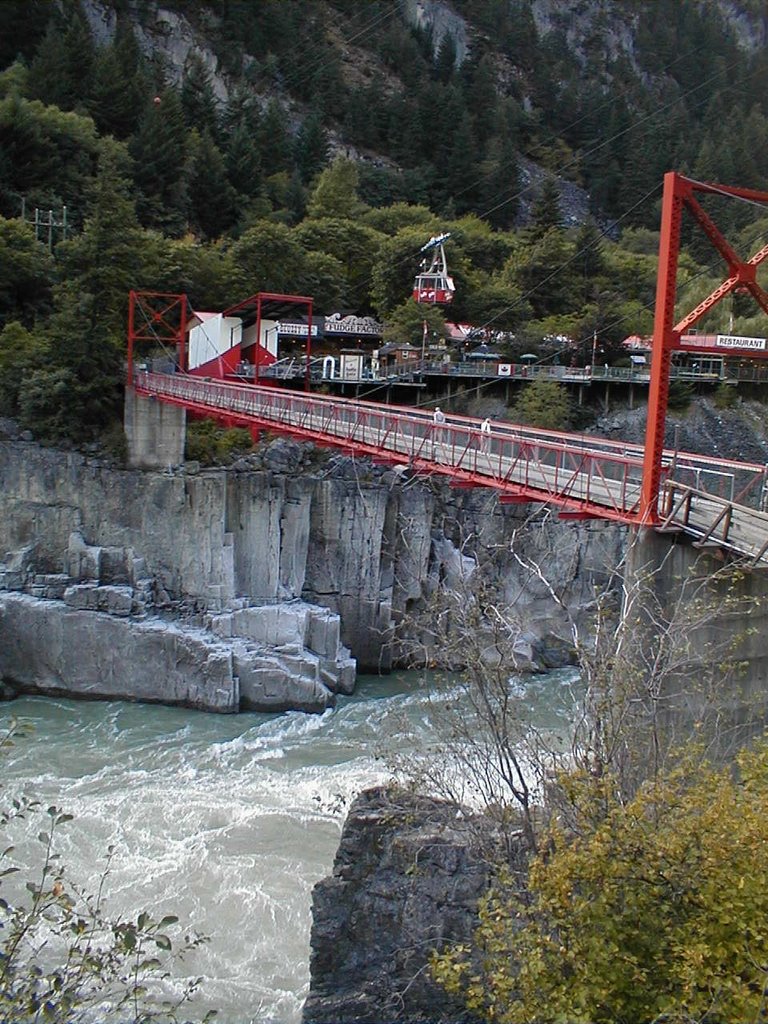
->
19, 197, 69, 250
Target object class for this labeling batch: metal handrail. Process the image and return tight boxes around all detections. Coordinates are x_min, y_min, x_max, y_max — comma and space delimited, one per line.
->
133, 371, 768, 559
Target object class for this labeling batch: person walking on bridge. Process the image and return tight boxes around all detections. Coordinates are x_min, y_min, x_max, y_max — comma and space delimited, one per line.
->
480, 416, 492, 454
432, 406, 446, 457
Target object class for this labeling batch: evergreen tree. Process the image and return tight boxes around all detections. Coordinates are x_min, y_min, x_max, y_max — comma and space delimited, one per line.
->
343, 88, 372, 149
0, 216, 54, 327
443, 111, 477, 214
129, 88, 189, 235
87, 20, 146, 140
479, 132, 520, 230
225, 119, 262, 198
221, 85, 260, 136
27, 2, 95, 111
294, 110, 329, 184
463, 53, 498, 152
21, 284, 122, 441
526, 176, 563, 241
257, 99, 292, 175
181, 52, 219, 139
388, 94, 424, 167
0, 93, 101, 221
309, 53, 346, 121
187, 129, 237, 239
433, 33, 457, 83
0, 1, 50, 67
573, 218, 605, 281
283, 170, 308, 226
57, 142, 146, 332
510, 228, 576, 318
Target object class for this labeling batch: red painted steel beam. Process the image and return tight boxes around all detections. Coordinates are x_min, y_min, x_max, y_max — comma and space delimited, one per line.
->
640, 172, 684, 524
684, 180, 768, 204
127, 291, 188, 383
641, 173, 768, 522
305, 299, 313, 393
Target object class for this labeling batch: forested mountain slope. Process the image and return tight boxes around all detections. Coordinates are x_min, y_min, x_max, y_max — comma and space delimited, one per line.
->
0, 0, 767, 445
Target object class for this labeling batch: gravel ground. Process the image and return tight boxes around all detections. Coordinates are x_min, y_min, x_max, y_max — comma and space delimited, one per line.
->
594, 396, 768, 466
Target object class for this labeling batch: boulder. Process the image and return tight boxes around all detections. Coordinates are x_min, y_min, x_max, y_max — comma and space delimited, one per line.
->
303, 787, 517, 1024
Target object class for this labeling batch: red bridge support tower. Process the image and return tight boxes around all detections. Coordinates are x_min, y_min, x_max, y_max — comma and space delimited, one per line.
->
640, 173, 768, 524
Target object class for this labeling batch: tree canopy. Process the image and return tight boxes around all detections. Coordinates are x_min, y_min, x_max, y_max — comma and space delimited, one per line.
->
434, 739, 768, 1024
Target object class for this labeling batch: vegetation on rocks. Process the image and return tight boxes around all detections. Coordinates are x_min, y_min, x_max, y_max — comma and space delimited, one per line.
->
433, 740, 768, 1024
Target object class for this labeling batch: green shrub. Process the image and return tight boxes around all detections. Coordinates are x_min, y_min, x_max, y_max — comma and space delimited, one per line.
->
667, 380, 694, 411
514, 379, 572, 431
185, 419, 254, 466
713, 382, 738, 409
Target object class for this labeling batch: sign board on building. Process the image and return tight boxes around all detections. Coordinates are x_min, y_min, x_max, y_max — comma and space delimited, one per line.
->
497, 364, 512, 376
679, 333, 767, 352
324, 313, 382, 337
278, 322, 318, 337
716, 335, 766, 350
340, 352, 364, 381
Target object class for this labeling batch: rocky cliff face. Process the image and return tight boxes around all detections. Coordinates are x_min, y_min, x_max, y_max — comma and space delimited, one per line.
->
0, 429, 627, 710
303, 786, 516, 1024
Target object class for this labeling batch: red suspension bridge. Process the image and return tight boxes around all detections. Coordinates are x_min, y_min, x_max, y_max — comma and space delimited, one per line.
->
128, 173, 768, 565
133, 370, 768, 564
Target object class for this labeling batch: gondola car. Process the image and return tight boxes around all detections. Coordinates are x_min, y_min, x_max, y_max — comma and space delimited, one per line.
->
413, 232, 455, 304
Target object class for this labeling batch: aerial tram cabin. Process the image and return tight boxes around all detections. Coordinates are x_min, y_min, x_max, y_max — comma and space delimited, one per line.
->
413, 232, 455, 305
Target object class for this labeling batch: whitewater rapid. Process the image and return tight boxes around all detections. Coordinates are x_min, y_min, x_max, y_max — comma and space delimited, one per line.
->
0, 670, 576, 1022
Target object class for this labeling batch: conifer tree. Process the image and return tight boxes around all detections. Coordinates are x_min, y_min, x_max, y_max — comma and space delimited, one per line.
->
284, 170, 308, 226
573, 218, 605, 280
463, 53, 498, 152
181, 53, 219, 139
187, 129, 237, 239
479, 133, 520, 230
443, 111, 477, 214
433, 33, 457, 83
225, 119, 263, 199
0, 216, 54, 327
129, 88, 189, 235
294, 110, 329, 184
0, 1, 49, 67
27, 2, 94, 111
257, 99, 292, 174
526, 175, 563, 241
21, 284, 122, 441
87, 20, 146, 140
57, 142, 145, 332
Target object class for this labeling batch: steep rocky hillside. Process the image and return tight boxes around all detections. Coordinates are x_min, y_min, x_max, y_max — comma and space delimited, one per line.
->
50, 0, 768, 227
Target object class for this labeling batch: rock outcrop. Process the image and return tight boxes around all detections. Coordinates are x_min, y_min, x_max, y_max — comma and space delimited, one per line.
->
0, 430, 630, 710
303, 787, 518, 1024
0, 523, 355, 713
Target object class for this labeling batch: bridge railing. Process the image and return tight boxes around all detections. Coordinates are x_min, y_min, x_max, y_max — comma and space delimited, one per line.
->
135, 372, 768, 519
136, 372, 649, 516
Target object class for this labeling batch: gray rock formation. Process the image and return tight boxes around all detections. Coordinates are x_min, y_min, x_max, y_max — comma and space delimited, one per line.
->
303, 787, 517, 1024
0, 434, 629, 692
0, 587, 354, 714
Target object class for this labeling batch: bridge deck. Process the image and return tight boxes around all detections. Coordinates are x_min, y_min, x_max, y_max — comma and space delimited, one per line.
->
135, 373, 768, 565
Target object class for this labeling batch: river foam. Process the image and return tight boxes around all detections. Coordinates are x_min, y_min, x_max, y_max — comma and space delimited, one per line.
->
0, 669, 577, 1022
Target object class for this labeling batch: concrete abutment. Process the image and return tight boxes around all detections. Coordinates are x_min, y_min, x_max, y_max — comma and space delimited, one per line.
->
124, 385, 186, 469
